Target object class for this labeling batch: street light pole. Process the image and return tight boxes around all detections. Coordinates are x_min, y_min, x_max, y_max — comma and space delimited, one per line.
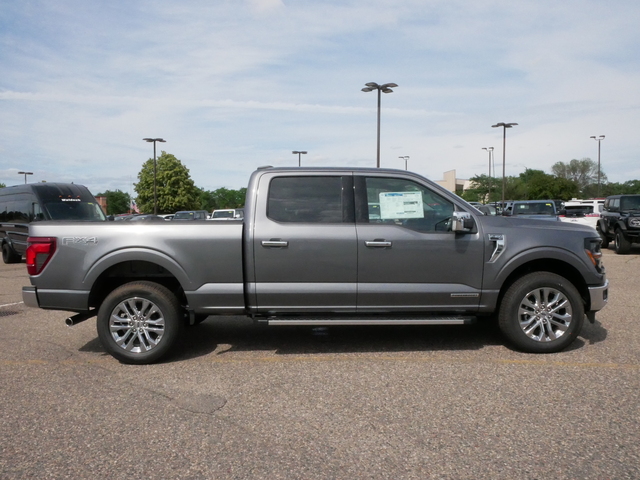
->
398, 156, 409, 170
18, 171, 33, 184
143, 138, 166, 215
590, 135, 605, 197
482, 147, 494, 201
491, 123, 518, 206
362, 82, 398, 168
292, 151, 307, 167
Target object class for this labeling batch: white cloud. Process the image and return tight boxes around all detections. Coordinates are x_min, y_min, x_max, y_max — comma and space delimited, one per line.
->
1, 0, 639, 194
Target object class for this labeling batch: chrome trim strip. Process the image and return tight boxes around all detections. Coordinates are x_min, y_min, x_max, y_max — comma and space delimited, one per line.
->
488, 234, 505, 263
268, 317, 475, 326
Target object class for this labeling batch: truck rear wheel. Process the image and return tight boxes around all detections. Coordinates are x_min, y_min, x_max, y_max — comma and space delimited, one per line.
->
97, 281, 183, 364
614, 230, 632, 254
499, 272, 584, 353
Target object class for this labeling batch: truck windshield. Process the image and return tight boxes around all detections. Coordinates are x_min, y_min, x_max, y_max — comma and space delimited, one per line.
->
514, 202, 555, 215
212, 211, 234, 218
621, 196, 640, 211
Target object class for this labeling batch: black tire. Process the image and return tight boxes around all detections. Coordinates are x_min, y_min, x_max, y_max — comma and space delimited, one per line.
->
614, 230, 632, 254
498, 272, 584, 353
596, 225, 609, 249
2, 243, 21, 264
97, 281, 183, 364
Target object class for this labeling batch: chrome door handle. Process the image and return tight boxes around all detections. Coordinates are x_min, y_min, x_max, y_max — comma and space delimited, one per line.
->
261, 240, 289, 247
364, 240, 392, 247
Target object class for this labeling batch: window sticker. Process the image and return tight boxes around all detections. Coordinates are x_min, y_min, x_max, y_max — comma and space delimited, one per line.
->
379, 192, 424, 219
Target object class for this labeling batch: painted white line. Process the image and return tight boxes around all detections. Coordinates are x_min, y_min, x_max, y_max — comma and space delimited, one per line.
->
0, 301, 24, 308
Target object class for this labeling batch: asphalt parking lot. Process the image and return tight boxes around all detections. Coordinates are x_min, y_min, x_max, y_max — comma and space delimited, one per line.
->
1, 248, 639, 479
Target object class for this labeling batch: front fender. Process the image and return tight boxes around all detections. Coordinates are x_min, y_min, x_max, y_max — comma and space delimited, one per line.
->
488, 245, 600, 290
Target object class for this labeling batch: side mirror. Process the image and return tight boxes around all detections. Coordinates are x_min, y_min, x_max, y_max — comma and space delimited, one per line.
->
452, 211, 475, 233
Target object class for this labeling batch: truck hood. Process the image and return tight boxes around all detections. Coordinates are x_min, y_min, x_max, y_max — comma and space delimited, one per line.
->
478, 214, 598, 235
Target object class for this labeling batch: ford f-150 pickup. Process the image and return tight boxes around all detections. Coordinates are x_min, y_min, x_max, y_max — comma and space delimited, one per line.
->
22, 167, 609, 364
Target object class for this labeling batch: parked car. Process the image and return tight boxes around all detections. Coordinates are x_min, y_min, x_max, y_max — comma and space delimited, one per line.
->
124, 214, 167, 222
173, 210, 209, 220
597, 194, 640, 254
558, 199, 604, 228
502, 200, 559, 221
158, 214, 174, 221
210, 208, 244, 220
1, 183, 105, 263
468, 203, 497, 216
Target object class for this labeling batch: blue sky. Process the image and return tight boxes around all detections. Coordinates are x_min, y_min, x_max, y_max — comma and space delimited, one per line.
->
1, 0, 639, 195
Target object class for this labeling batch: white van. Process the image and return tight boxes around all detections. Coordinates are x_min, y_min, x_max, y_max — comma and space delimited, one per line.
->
558, 199, 604, 228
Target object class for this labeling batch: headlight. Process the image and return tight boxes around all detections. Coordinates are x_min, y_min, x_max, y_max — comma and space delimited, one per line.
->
584, 237, 605, 274
628, 218, 640, 228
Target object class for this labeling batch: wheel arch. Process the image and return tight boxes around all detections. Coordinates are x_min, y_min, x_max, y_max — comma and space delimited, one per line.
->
85, 249, 193, 310
496, 258, 590, 313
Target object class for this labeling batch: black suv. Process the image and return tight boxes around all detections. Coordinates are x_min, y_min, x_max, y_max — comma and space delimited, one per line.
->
597, 194, 640, 254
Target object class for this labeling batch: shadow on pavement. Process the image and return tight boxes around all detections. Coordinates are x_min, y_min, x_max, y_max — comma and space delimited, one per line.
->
172, 316, 504, 361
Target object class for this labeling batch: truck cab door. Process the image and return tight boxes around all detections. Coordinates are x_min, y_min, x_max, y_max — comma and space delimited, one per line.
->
249, 173, 357, 313
354, 175, 484, 312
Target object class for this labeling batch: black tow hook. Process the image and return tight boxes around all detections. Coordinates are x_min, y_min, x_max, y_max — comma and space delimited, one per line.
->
65, 310, 97, 327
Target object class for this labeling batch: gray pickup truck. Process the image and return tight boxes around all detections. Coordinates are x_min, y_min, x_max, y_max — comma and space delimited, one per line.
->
23, 167, 609, 364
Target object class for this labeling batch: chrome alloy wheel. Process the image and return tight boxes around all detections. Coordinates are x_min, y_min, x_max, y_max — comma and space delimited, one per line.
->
109, 297, 165, 353
518, 287, 573, 342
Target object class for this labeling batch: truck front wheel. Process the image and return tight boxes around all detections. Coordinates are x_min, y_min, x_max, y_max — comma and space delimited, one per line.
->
499, 272, 584, 353
97, 281, 183, 364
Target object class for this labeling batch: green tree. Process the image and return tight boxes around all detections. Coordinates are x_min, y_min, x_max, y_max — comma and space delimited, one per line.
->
551, 158, 606, 195
461, 174, 501, 203
0, 183, 5, 188
197, 187, 247, 211
96, 189, 131, 215
597, 180, 640, 197
514, 169, 579, 200
134, 151, 199, 214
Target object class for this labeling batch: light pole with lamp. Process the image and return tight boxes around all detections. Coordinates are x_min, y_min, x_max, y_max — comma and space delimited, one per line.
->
143, 138, 166, 215
590, 135, 605, 197
491, 123, 518, 206
18, 171, 33, 184
398, 156, 409, 170
361, 82, 398, 168
482, 147, 494, 202
292, 151, 307, 167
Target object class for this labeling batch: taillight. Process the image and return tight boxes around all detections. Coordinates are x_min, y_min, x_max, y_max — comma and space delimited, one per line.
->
26, 237, 57, 275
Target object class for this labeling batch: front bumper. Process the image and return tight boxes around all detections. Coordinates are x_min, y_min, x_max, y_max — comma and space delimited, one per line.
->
588, 279, 609, 312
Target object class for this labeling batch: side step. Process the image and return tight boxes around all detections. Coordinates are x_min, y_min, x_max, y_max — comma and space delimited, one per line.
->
266, 316, 476, 326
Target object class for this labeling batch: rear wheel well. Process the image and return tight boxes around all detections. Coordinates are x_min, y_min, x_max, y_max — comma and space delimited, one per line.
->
89, 261, 186, 310
497, 259, 590, 311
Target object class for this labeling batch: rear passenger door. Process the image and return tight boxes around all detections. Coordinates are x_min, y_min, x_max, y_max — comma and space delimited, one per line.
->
251, 173, 358, 312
